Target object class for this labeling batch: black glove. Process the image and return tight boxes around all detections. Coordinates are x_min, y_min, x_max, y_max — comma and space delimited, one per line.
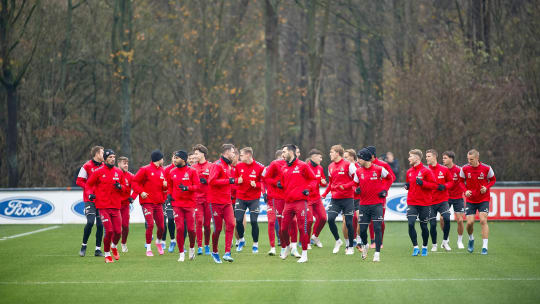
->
114, 181, 122, 190
229, 178, 235, 184
437, 184, 446, 191
276, 181, 283, 189
378, 190, 387, 198
179, 185, 188, 191
416, 178, 423, 186
128, 197, 134, 204
302, 189, 309, 196
200, 177, 207, 184
89, 194, 96, 201
404, 183, 410, 190
355, 187, 361, 195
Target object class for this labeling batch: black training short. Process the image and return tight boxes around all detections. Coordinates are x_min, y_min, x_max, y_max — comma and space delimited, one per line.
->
234, 199, 260, 214
406, 205, 430, 222
430, 201, 450, 219
353, 199, 360, 211
328, 198, 355, 216
359, 204, 383, 224
448, 198, 465, 213
84, 201, 99, 216
466, 201, 490, 216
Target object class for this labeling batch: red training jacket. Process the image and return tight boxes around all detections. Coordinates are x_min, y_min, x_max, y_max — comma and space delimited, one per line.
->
120, 170, 137, 205
132, 162, 167, 204
208, 156, 235, 205
262, 160, 286, 200
167, 165, 200, 208
447, 164, 465, 199
281, 158, 317, 203
76, 159, 103, 202
428, 163, 454, 205
321, 158, 356, 199
234, 160, 265, 201
405, 163, 438, 206
307, 160, 326, 201
459, 162, 496, 204
354, 164, 392, 205
192, 161, 212, 201
86, 165, 124, 209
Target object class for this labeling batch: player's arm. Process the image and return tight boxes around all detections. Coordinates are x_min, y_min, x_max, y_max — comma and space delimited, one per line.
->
132, 168, 146, 195
342, 163, 358, 190
381, 167, 392, 189
443, 169, 454, 189
189, 170, 201, 192
486, 167, 496, 189
420, 170, 438, 190
209, 164, 231, 185
321, 174, 332, 198
86, 168, 99, 197
76, 166, 87, 188
384, 163, 396, 185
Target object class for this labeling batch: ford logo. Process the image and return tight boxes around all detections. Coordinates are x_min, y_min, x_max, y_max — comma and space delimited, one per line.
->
0, 197, 54, 219
386, 194, 408, 214
72, 200, 135, 217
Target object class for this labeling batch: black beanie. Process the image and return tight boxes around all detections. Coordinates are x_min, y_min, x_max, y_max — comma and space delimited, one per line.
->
151, 150, 164, 162
357, 148, 372, 162
103, 149, 115, 160
175, 150, 188, 162
366, 146, 376, 157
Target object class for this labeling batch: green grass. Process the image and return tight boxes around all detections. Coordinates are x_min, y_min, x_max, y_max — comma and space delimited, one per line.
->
1, 222, 539, 304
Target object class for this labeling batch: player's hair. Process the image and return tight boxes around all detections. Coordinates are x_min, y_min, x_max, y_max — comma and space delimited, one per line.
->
345, 149, 357, 161
442, 151, 455, 160
240, 147, 253, 156
409, 149, 423, 159
188, 151, 194, 156
308, 149, 322, 156
331, 145, 344, 157
221, 143, 235, 154
468, 149, 480, 158
117, 156, 129, 162
282, 144, 297, 153
192, 144, 208, 157
426, 149, 438, 157
90, 146, 104, 158
275, 149, 283, 159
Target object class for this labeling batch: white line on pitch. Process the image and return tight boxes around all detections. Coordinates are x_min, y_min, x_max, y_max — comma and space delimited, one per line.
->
0, 226, 60, 241
0, 278, 539, 285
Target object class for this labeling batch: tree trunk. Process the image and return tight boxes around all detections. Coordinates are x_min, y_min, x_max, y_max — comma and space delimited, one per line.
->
6, 84, 19, 187
264, 0, 280, 160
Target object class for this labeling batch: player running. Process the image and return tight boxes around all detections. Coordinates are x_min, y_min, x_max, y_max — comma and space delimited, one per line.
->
321, 145, 357, 255
343, 149, 360, 248
162, 152, 178, 253
307, 149, 327, 248
442, 151, 466, 248
192, 144, 213, 255
426, 149, 453, 252
355, 148, 392, 262
76, 145, 105, 257
234, 147, 265, 253
133, 150, 168, 256
117, 156, 137, 253
405, 149, 438, 257
460, 149, 495, 255
86, 149, 124, 263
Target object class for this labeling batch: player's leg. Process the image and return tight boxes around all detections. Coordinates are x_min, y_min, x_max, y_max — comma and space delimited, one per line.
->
80, 202, 101, 257
440, 202, 451, 251
372, 204, 383, 262
209, 203, 223, 263
195, 201, 204, 250
380, 206, 386, 247
279, 204, 294, 259
248, 199, 261, 253
368, 219, 375, 248
358, 205, 370, 258
173, 207, 186, 254
120, 204, 130, 252
267, 198, 277, 254
407, 206, 420, 256
465, 203, 477, 253
479, 201, 489, 254
203, 201, 212, 249
311, 200, 326, 247
166, 204, 176, 252
454, 198, 465, 248
143, 204, 155, 255
99, 209, 113, 262
234, 199, 248, 251
343, 198, 355, 254
419, 206, 430, 256
153, 204, 165, 255
429, 204, 438, 251
186, 207, 197, 260
222, 204, 235, 261
295, 200, 312, 263
110, 209, 122, 260
161, 204, 168, 242
327, 199, 342, 252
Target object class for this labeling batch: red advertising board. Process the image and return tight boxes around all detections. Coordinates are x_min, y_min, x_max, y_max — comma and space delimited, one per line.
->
487, 187, 540, 220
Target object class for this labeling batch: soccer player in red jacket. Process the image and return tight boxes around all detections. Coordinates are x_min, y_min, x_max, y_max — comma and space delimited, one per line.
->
279, 144, 316, 263
365, 146, 395, 249
208, 144, 237, 263
161, 152, 178, 253
343, 149, 359, 247
166, 150, 200, 262
442, 150, 466, 248
426, 149, 454, 252
405, 149, 438, 257
133, 150, 168, 257
86, 149, 124, 263
354, 149, 392, 262
117, 156, 137, 253
307, 149, 327, 248
76, 145, 104, 257
233, 147, 265, 253
321, 145, 357, 255
192, 144, 213, 255
459, 149, 495, 255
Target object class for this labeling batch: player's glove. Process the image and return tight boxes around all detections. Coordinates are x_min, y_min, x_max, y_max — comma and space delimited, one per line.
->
302, 189, 309, 196
415, 178, 423, 186
128, 197, 134, 204
89, 194, 96, 201
378, 190, 387, 198
437, 184, 446, 191
355, 187, 361, 195
229, 178, 235, 184
276, 181, 283, 189
179, 185, 189, 191
404, 183, 410, 190
200, 177, 207, 184
114, 181, 122, 190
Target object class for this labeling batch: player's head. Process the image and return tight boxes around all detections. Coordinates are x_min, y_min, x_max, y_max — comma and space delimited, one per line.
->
117, 156, 129, 172
103, 149, 116, 167
330, 145, 344, 162
357, 148, 372, 167
386, 151, 394, 162
425, 149, 438, 166
442, 151, 455, 167
366, 146, 376, 161
232, 147, 240, 165
275, 149, 283, 160
309, 149, 323, 165
174, 150, 188, 167
282, 144, 297, 162
467, 149, 480, 167
344, 149, 357, 163
171, 150, 180, 163
408, 149, 423, 166
151, 150, 164, 166
240, 147, 254, 164
91, 146, 104, 162
221, 144, 235, 162
192, 144, 208, 163
295, 147, 301, 158
187, 152, 195, 166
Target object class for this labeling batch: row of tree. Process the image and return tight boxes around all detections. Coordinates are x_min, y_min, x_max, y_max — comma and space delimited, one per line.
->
1, 0, 538, 187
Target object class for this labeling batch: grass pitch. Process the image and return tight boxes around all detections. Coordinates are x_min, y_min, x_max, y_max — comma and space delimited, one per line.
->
1, 222, 539, 304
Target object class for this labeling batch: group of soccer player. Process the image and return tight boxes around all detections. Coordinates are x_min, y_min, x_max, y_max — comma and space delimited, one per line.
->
76, 143, 495, 263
